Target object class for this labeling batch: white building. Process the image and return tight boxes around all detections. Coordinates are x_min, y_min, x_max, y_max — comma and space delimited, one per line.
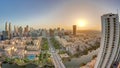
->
95, 13, 120, 68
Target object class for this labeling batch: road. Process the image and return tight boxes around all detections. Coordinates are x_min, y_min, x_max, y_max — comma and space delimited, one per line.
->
47, 37, 66, 68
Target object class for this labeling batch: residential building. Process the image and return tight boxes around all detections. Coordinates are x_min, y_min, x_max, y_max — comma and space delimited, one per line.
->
73, 25, 76, 35
95, 13, 120, 68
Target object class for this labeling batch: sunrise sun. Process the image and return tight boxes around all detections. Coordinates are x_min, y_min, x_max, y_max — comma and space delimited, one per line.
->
77, 20, 87, 27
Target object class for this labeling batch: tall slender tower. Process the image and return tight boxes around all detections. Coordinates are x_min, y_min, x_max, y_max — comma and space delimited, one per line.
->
95, 13, 120, 68
73, 25, 76, 35
5, 22, 8, 31
14, 26, 16, 33
9, 22, 12, 39
16, 26, 18, 33
9, 22, 11, 33
18, 26, 23, 37
24, 25, 29, 32
26, 25, 29, 32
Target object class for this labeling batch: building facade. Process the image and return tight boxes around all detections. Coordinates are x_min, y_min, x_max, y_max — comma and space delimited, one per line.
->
73, 25, 76, 35
9, 23, 12, 39
95, 13, 120, 68
3, 22, 12, 39
5, 22, 9, 32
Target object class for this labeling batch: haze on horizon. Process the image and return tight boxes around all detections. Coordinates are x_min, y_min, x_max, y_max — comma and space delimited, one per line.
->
0, 0, 120, 31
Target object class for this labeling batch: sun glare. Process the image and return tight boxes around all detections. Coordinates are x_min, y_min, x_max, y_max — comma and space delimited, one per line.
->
77, 20, 86, 27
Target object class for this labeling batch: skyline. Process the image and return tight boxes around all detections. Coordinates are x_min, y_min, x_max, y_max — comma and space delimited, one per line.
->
0, 0, 120, 31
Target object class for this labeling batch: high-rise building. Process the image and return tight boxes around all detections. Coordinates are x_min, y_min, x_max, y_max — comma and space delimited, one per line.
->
23, 25, 29, 37
4, 22, 12, 39
73, 25, 76, 35
14, 25, 18, 36
95, 13, 120, 68
5, 22, 8, 31
16, 26, 18, 33
2, 31, 9, 40
14, 26, 16, 33
24, 25, 29, 33
26, 25, 29, 32
9, 22, 12, 39
18, 26, 23, 37
9, 22, 11, 33
49, 28, 54, 36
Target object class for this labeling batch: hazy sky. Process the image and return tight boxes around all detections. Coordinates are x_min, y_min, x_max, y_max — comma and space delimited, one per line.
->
0, 0, 120, 31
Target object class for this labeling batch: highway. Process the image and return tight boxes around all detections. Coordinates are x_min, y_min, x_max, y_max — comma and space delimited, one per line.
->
47, 37, 66, 68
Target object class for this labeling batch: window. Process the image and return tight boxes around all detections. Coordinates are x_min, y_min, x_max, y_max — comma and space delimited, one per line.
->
107, 18, 110, 22
109, 15, 112, 17
113, 18, 116, 22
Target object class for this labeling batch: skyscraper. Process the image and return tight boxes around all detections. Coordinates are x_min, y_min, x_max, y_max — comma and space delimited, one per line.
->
73, 25, 76, 35
95, 13, 120, 68
9, 22, 12, 39
5, 22, 8, 31
24, 25, 29, 33
9, 22, 11, 33
18, 26, 23, 37
3, 22, 9, 39
14, 26, 16, 33
49, 28, 54, 36
14, 25, 18, 37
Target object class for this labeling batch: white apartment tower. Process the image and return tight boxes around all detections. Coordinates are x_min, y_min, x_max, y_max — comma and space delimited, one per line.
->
95, 13, 120, 68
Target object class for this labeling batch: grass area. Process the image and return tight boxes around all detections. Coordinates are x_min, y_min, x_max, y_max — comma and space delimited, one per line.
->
4, 58, 28, 65
38, 51, 52, 65
14, 59, 25, 65
50, 37, 61, 49
41, 38, 49, 50
39, 38, 53, 66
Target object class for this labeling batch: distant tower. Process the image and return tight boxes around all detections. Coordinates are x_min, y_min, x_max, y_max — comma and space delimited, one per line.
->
14, 25, 18, 36
95, 13, 120, 68
49, 28, 54, 36
9, 22, 12, 39
16, 26, 18, 33
4, 22, 9, 39
24, 25, 29, 32
18, 26, 23, 37
73, 25, 76, 35
26, 25, 29, 32
5, 22, 8, 31
9, 22, 11, 33
14, 26, 16, 33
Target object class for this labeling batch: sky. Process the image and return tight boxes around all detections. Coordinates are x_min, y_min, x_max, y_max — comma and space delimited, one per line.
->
0, 0, 120, 31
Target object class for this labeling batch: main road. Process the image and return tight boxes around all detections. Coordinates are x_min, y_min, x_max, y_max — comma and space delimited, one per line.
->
47, 37, 66, 68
